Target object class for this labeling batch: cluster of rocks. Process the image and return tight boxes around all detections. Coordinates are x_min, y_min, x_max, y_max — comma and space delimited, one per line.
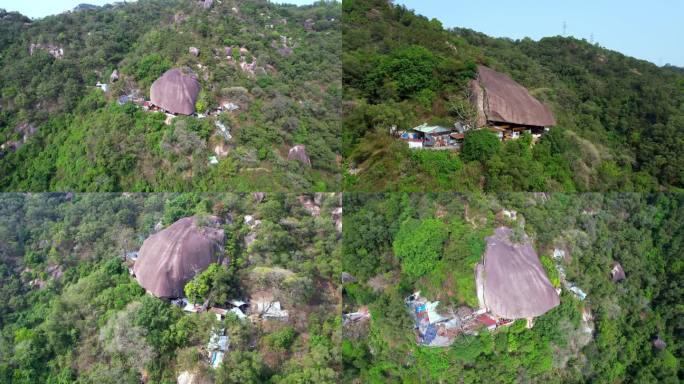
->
332, 206, 342, 232
0, 122, 37, 157
244, 215, 262, 248
222, 46, 248, 61
214, 46, 265, 77
29, 43, 64, 59
298, 193, 342, 233
239, 58, 258, 76
299, 195, 322, 216
271, 35, 294, 57
26, 264, 63, 290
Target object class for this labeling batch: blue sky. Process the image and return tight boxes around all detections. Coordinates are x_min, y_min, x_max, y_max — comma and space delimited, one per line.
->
0, 0, 317, 19
395, 0, 684, 67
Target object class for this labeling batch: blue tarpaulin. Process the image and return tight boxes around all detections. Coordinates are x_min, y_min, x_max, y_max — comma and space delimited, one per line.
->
422, 324, 437, 345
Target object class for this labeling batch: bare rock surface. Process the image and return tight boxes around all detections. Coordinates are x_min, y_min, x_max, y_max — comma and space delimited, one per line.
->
134, 216, 225, 298
288, 145, 311, 167
471, 65, 556, 127
482, 227, 559, 319
150, 68, 200, 115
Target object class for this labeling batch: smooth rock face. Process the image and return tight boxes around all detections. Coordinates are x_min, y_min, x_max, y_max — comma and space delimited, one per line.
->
252, 192, 266, 203
303, 18, 315, 31
611, 262, 626, 282
150, 68, 200, 115
482, 227, 560, 319
332, 206, 342, 232
471, 65, 556, 127
177, 371, 197, 384
287, 145, 311, 167
134, 216, 225, 298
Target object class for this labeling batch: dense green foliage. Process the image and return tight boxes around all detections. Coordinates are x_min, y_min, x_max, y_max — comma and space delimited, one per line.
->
342, 0, 684, 191
0, 193, 341, 383
185, 263, 227, 304
393, 218, 447, 279
342, 193, 683, 383
460, 130, 502, 164
0, 0, 341, 191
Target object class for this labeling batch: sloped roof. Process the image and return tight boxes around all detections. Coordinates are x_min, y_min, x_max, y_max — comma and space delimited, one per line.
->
412, 124, 451, 134
251, 292, 289, 318
477, 314, 497, 327
133, 216, 225, 298
471, 65, 556, 127
150, 68, 200, 115
482, 227, 560, 319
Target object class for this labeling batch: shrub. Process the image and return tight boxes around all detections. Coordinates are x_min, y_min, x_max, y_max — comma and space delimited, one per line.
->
461, 129, 501, 163
393, 218, 448, 279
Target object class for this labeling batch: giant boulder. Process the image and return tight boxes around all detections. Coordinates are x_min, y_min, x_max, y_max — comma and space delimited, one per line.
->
480, 227, 559, 319
150, 68, 200, 115
134, 216, 225, 298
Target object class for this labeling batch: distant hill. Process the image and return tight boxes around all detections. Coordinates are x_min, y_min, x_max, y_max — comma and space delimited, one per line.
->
343, 0, 684, 192
664, 64, 684, 74
0, 0, 341, 192
73, 3, 101, 12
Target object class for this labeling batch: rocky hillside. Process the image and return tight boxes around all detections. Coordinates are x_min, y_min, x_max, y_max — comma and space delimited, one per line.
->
0, 0, 341, 191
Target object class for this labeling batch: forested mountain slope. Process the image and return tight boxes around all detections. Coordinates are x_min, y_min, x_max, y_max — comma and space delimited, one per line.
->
0, 0, 341, 191
343, 0, 684, 192
342, 193, 683, 383
0, 193, 341, 383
